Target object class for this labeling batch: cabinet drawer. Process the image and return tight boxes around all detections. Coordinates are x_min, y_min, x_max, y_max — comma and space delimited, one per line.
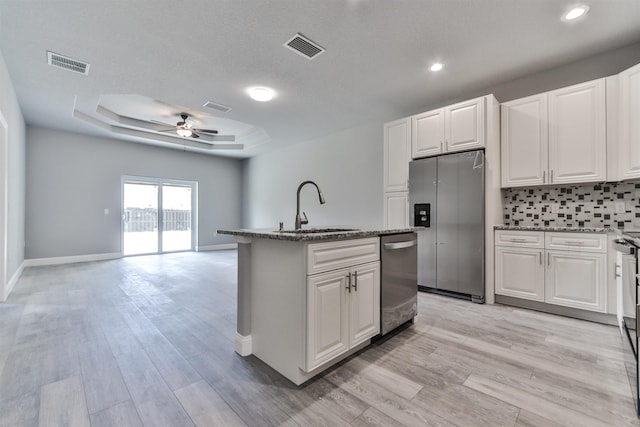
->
544, 232, 606, 252
307, 237, 380, 275
495, 230, 544, 248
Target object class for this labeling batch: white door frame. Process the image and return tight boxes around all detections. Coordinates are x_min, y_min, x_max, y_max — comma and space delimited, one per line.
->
0, 111, 8, 301
121, 175, 198, 255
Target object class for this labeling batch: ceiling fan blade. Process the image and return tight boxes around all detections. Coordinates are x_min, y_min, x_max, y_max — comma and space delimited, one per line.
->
157, 129, 178, 133
191, 133, 200, 139
192, 128, 219, 134
149, 119, 177, 128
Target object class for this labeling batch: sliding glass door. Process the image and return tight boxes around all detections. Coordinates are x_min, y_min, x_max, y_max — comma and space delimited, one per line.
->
161, 184, 193, 252
123, 182, 159, 255
122, 177, 197, 256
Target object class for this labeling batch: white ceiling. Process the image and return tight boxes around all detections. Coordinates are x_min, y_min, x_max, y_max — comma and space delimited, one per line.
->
1, 0, 640, 158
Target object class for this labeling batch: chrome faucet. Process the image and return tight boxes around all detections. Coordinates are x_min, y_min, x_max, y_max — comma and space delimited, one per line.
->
295, 180, 326, 230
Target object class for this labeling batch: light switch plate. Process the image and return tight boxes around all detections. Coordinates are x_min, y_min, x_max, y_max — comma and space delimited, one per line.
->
634, 190, 640, 199
615, 201, 626, 214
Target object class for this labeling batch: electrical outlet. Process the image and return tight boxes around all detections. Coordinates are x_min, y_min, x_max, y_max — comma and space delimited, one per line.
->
550, 204, 560, 214
104, 208, 109, 215
615, 201, 626, 214
634, 189, 640, 199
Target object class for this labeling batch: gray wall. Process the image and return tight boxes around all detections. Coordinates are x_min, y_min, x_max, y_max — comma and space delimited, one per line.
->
242, 122, 382, 229
243, 42, 640, 230
416, 41, 640, 111
0, 48, 26, 286
26, 127, 243, 259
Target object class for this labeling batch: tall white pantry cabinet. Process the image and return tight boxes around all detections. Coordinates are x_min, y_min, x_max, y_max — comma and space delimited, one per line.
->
383, 118, 410, 229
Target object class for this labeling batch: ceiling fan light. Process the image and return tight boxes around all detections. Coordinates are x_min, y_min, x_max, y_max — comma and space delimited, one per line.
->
176, 128, 192, 137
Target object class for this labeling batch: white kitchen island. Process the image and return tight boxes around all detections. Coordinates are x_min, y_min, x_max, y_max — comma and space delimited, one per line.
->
217, 227, 416, 385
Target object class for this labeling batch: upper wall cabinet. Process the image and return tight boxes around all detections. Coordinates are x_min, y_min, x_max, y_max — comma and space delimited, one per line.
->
383, 118, 411, 192
618, 62, 640, 180
500, 94, 548, 187
501, 79, 607, 188
548, 80, 606, 185
411, 97, 485, 159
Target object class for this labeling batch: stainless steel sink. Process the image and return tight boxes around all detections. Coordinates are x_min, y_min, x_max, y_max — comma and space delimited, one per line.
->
276, 228, 359, 234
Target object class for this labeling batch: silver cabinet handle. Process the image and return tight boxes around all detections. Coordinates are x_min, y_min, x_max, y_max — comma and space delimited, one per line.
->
509, 238, 527, 243
539, 252, 542, 265
547, 252, 550, 266
346, 273, 351, 293
440, 141, 443, 152
564, 241, 585, 246
542, 170, 546, 184
354, 271, 358, 292
383, 240, 417, 250
550, 170, 554, 183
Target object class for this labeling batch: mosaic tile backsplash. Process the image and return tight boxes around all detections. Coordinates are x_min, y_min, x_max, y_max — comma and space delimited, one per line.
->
503, 180, 640, 229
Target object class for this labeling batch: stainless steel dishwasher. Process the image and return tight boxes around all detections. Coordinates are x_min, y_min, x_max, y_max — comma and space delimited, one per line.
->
380, 232, 418, 335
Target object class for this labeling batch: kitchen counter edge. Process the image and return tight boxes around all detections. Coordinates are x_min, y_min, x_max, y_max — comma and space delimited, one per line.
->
494, 225, 615, 233
217, 227, 421, 242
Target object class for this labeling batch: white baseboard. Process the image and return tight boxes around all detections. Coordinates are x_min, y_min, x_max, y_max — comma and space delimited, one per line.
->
24, 252, 122, 267
234, 333, 252, 356
198, 243, 237, 252
2, 261, 24, 302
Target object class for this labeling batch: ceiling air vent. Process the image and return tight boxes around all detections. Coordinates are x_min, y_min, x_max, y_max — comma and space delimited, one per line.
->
203, 100, 232, 113
284, 33, 325, 60
47, 51, 90, 75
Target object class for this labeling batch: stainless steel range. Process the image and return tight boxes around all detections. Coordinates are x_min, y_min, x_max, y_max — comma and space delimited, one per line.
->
613, 232, 640, 416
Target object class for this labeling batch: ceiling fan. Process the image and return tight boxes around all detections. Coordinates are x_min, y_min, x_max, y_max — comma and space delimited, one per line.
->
153, 113, 219, 139
87, 105, 240, 149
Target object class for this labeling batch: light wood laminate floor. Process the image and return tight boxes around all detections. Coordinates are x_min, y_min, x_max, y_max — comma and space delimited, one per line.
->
0, 251, 638, 426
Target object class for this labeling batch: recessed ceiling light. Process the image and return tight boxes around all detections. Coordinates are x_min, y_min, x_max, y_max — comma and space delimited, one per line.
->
562, 5, 589, 22
247, 87, 275, 102
430, 63, 444, 72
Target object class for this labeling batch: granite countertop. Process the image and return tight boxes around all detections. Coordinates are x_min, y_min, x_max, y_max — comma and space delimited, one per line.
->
217, 227, 421, 242
494, 225, 615, 233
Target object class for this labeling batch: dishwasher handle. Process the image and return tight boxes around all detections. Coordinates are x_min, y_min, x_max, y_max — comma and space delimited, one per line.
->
383, 240, 417, 250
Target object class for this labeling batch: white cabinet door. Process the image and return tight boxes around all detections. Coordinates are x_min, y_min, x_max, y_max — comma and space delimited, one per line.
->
500, 94, 548, 187
548, 79, 606, 184
306, 268, 349, 370
446, 97, 485, 152
349, 262, 380, 346
384, 118, 410, 192
412, 109, 444, 158
619, 62, 640, 180
384, 192, 408, 229
495, 246, 545, 301
545, 250, 606, 313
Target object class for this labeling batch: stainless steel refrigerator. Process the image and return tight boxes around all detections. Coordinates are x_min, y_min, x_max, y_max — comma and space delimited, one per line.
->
409, 150, 485, 303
